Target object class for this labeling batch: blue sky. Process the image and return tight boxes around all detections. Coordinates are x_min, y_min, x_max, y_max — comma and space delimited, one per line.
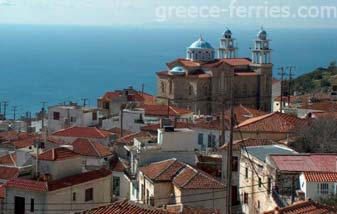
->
0, 0, 336, 28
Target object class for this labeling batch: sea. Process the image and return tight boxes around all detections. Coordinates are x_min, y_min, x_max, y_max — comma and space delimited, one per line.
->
0, 25, 336, 118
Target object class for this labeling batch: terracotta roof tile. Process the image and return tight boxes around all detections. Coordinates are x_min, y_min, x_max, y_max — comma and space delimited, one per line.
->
0, 153, 16, 166
264, 198, 337, 214
100, 90, 155, 104
110, 158, 127, 173
6, 178, 48, 192
83, 200, 172, 214
138, 104, 192, 117
116, 132, 156, 146
53, 126, 113, 139
140, 159, 183, 181
235, 112, 304, 132
0, 166, 19, 180
228, 104, 268, 124
36, 147, 79, 161
223, 58, 251, 66
299, 101, 337, 112
6, 168, 111, 192
5, 136, 36, 149
109, 128, 134, 139
73, 138, 112, 157
220, 138, 277, 150
304, 172, 337, 182
48, 168, 111, 191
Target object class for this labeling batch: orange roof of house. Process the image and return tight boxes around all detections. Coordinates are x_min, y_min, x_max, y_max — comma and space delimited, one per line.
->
53, 126, 113, 139
235, 112, 304, 133
73, 138, 112, 157
304, 172, 337, 182
140, 159, 185, 182
190, 118, 230, 130
108, 128, 134, 139
264, 198, 337, 214
0, 131, 20, 141
138, 104, 192, 117
308, 112, 337, 119
0, 153, 16, 166
110, 158, 127, 173
6, 168, 112, 192
100, 90, 156, 104
227, 104, 268, 124
82, 200, 173, 214
223, 58, 251, 66
36, 147, 79, 161
140, 159, 225, 189
166, 58, 251, 69
5, 136, 37, 149
0, 166, 19, 180
173, 165, 225, 189
274, 96, 297, 103
116, 132, 156, 146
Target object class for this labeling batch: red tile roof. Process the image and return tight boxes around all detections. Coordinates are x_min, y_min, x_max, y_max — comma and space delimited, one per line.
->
108, 128, 134, 139
264, 198, 337, 214
190, 118, 229, 130
47, 136, 66, 145
53, 126, 113, 139
274, 96, 297, 103
138, 104, 192, 117
6, 168, 112, 192
73, 138, 112, 158
36, 147, 79, 161
227, 104, 268, 123
48, 168, 111, 191
0, 153, 16, 166
166, 204, 220, 214
304, 172, 337, 182
173, 165, 225, 189
140, 159, 225, 189
0, 166, 19, 180
140, 159, 185, 182
100, 90, 156, 105
235, 112, 304, 133
116, 132, 156, 146
0, 131, 19, 141
5, 136, 36, 149
6, 178, 48, 192
223, 58, 251, 66
269, 154, 337, 173
110, 158, 127, 173
308, 112, 337, 119
82, 200, 173, 214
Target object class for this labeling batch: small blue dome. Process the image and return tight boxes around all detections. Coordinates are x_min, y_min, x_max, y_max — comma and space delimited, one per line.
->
169, 66, 185, 75
189, 37, 213, 49
257, 29, 267, 40
223, 29, 232, 38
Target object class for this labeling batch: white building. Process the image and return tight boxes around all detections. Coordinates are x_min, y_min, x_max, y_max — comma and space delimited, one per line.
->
299, 171, 337, 201
47, 104, 100, 134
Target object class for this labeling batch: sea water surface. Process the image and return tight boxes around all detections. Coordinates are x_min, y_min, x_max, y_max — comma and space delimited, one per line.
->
0, 25, 336, 117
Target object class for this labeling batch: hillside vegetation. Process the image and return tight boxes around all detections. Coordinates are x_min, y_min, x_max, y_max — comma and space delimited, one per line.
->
291, 61, 337, 95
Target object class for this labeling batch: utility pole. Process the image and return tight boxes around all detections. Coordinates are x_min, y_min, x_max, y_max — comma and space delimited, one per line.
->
81, 98, 89, 107
3, 101, 8, 120
40, 102, 47, 143
278, 67, 287, 113
288, 66, 295, 106
12, 106, 18, 120
226, 71, 235, 214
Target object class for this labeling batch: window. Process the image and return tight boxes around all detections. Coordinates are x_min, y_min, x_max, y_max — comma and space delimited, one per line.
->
70, 116, 76, 123
243, 192, 248, 204
245, 167, 249, 179
232, 157, 238, 172
198, 133, 204, 146
72, 192, 76, 201
161, 82, 165, 93
113, 176, 121, 196
257, 200, 260, 209
146, 189, 150, 205
103, 102, 109, 109
320, 183, 329, 195
258, 177, 262, 188
92, 112, 97, 120
267, 177, 271, 194
207, 134, 216, 148
53, 112, 60, 120
30, 198, 34, 212
150, 196, 155, 206
85, 188, 93, 201
169, 80, 173, 94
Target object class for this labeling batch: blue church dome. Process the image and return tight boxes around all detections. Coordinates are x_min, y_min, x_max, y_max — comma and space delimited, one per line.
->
223, 29, 232, 38
257, 29, 267, 40
189, 37, 214, 49
169, 66, 185, 75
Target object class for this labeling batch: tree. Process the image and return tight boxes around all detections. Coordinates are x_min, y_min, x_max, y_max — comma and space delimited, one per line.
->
320, 195, 337, 207
290, 117, 337, 153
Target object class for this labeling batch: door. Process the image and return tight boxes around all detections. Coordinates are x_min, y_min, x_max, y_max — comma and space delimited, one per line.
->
232, 186, 239, 205
14, 196, 25, 214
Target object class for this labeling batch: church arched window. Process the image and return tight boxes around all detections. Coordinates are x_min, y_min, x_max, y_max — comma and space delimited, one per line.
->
169, 80, 173, 94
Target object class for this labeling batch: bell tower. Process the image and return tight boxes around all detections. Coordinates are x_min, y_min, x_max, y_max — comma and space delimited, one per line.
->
218, 28, 237, 59
251, 27, 272, 64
